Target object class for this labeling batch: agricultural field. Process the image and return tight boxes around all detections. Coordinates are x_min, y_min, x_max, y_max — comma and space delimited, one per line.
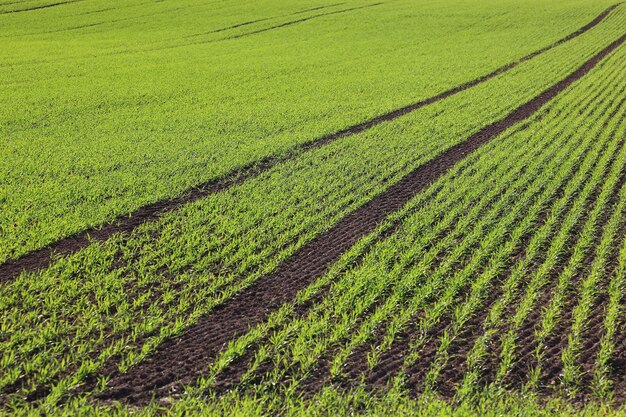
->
1, 0, 626, 415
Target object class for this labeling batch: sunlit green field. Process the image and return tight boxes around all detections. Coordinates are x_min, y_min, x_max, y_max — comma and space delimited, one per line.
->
1, 0, 625, 415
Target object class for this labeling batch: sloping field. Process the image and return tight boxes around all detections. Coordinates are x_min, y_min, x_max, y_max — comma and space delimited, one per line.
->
1, 0, 626, 415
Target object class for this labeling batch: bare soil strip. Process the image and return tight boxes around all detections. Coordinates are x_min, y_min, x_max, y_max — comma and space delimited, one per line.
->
213, 3, 384, 42
186, 3, 346, 38
92, 33, 626, 406
0, 4, 619, 281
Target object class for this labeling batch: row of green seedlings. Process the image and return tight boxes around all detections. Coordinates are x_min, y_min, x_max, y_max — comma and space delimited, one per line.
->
382, 66, 626, 398
560, 112, 626, 396
528, 100, 626, 396
262, 44, 626, 398
593, 217, 626, 399
492, 85, 626, 395
458, 84, 626, 399
2, 13, 625, 411
458, 72, 626, 400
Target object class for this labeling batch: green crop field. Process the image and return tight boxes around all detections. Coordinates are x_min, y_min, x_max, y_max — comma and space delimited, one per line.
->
1, 0, 626, 415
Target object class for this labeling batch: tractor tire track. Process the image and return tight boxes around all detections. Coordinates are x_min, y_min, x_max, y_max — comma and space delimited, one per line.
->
91, 33, 626, 405
209, 3, 383, 43
0, 0, 82, 14
185, 3, 345, 38
0, 4, 620, 281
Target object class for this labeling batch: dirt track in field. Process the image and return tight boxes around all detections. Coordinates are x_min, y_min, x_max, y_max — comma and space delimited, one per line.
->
92, 33, 626, 405
0, 0, 82, 14
211, 3, 383, 42
185, 2, 347, 38
0, 3, 620, 282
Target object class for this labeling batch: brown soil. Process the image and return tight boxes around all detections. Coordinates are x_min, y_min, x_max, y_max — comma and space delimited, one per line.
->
0, 4, 619, 281
90, 33, 626, 406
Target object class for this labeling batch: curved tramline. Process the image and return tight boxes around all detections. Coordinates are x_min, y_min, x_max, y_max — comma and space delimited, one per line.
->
92, 32, 626, 405
199, 84, 588, 395
0, 1, 82, 14
0, 3, 621, 281
183, 3, 347, 38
